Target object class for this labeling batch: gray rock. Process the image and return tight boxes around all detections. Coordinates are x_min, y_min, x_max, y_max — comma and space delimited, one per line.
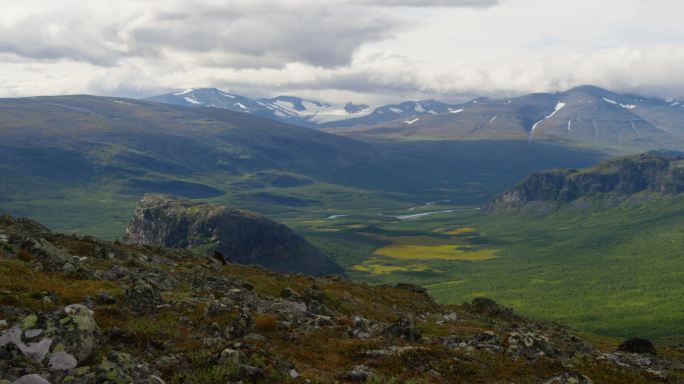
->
280, 287, 300, 300
543, 372, 593, 384
340, 365, 373, 381
219, 348, 241, 366
23, 329, 42, 339
48, 351, 78, 370
227, 312, 253, 339
382, 318, 421, 342
348, 316, 371, 339
124, 279, 163, 315
12, 375, 51, 384
0, 326, 53, 363
19, 238, 72, 272
506, 332, 560, 360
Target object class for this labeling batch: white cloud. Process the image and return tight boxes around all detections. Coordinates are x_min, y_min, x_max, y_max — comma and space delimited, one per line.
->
0, 0, 683, 102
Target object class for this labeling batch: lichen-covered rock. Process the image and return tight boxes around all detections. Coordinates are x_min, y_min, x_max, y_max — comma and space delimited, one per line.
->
122, 194, 342, 276
506, 332, 561, 360
443, 331, 504, 353
123, 279, 163, 315
543, 372, 594, 384
227, 313, 253, 339
18, 238, 71, 273
55, 351, 164, 384
0, 305, 98, 371
339, 365, 373, 381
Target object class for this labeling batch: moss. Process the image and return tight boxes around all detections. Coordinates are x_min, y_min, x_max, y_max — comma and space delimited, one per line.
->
21, 314, 38, 330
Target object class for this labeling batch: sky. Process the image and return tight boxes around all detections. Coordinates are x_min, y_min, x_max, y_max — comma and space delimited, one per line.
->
1, 0, 683, 104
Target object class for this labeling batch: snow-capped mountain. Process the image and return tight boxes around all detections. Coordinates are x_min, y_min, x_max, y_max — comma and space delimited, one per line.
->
321, 100, 457, 128
146, 88, 374, 127
146, 88, 456, 128
324, 85, 684, 151
146, 86, 684, 151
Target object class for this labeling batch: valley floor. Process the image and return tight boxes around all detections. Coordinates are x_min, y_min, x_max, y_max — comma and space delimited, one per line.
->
297, 195, 684, 343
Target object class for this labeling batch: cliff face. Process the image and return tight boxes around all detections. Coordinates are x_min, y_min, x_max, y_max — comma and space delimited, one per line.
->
486, 153, 684, 209
123, 194, 342, 276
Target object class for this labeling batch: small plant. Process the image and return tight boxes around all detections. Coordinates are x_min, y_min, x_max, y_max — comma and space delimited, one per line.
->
254, 313, 278, 333
16, 249, 35, 263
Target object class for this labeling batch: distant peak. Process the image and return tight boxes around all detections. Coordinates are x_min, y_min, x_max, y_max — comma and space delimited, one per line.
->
565, 85, 611, 95
344, 102, 369, 114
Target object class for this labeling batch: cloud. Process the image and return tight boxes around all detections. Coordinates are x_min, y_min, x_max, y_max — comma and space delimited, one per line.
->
349, 0, 500, 6
0, 0, 683, 102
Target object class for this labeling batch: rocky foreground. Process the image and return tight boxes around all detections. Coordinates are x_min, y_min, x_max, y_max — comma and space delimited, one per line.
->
1, 214, 683, 383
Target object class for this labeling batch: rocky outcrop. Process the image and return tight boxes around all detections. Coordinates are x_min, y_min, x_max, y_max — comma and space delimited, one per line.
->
485, 153, 684, 210
0, 305, 163, 384
123, 194, 342, 276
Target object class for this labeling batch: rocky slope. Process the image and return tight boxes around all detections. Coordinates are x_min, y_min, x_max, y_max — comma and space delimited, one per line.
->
123, 194, 341, 276
1, 213, 683, 383
485, 153, 684, 210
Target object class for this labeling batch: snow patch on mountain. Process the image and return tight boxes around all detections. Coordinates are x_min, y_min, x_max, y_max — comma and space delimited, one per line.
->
174, 89, 195, 96
530, 102, 565, 135
184, 96, 202, 105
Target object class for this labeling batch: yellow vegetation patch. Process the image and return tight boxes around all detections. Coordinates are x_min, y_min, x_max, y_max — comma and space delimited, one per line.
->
366, 234, 497, 261
375, 244, 496, 261
443, 227, 476, 235
352, 259, 440, 275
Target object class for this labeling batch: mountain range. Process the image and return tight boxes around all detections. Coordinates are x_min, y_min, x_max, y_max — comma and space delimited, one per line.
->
146, 88, 455, 129
148, 85, 684, 152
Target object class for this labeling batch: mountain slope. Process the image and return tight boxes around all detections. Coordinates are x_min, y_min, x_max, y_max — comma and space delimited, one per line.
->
325, 86, 684, 151
124, 194, 342, 276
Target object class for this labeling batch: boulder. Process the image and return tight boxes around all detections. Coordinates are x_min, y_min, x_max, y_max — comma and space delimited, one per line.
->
0, 305, 99, 370
227, 313, 253, 339
340, 365, 373, 381
382, 318, 421, 342
470, 298, 514, 318
12, 375, 51, 384
506, 332, 561, 360
617, 337, 657, 355
123, 280, 163, 315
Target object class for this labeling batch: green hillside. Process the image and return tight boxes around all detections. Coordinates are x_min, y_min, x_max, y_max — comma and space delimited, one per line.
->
0, 96, 602, 238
